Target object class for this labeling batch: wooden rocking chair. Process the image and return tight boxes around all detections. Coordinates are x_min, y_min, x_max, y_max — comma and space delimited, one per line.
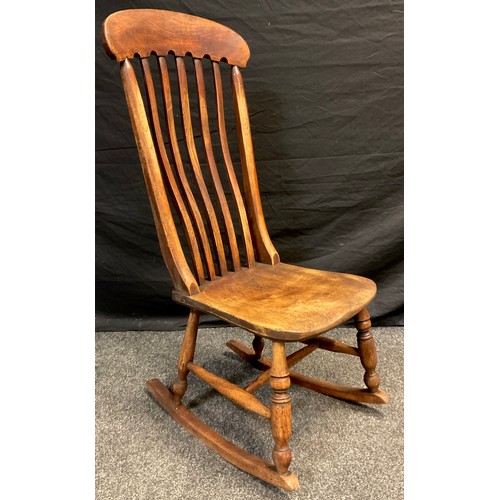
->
101, 9, 389, 491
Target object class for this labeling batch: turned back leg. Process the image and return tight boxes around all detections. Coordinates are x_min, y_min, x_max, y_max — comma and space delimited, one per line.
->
354, 308, 380, 393
172, 309, 200, 407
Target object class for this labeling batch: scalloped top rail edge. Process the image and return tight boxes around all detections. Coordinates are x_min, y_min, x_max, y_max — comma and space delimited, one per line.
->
102, 9, 250, 67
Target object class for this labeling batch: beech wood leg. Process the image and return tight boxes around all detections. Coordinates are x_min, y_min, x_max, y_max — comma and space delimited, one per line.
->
354, 308, 380, 393
270, 341, 293, 475
172, 309, 200, 407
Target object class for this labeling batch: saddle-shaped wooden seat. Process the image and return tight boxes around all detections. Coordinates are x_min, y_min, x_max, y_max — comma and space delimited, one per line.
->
102, 8, 389, 491
174, 262, 376, 340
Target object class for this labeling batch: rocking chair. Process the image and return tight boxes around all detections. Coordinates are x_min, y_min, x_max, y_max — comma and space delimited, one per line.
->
101, 9, 389, 491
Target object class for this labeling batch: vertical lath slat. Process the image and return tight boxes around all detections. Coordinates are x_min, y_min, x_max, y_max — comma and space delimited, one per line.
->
120, 59, 199, 295
212, 62, 256, 267
176, 56, 228, 276
194, 58, 240, 272
157, 56, 216, 281
232, 66, 280, 265
140, 57, 205, 284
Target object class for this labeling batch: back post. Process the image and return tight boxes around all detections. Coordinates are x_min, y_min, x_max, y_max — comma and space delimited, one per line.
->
231, 66, 280, 265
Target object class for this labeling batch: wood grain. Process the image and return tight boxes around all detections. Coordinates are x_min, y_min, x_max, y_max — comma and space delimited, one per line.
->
355, 308, 381, 393
120, 59, 198, 295
194, 58, 240, 272
140, 57, 205, 283
187, 362, 271, 418
212, 62, 256, 267
270, 341, 292, 475
227, 339, 390, 405
177, 57, 228, 276
232, 66, 280, 265
157, 55, 216, 280
172, 309, 200, 406
103, 9, 389, 491
303, 336, 359, 356
146, 379, 299, 490
102, 9, 250, 66
173, 262, 377, 341
245, 343, 317, 394
286, 370, 389, 404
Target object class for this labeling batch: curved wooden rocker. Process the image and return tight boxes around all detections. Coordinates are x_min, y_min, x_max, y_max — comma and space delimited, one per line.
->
102, 9, 390, 491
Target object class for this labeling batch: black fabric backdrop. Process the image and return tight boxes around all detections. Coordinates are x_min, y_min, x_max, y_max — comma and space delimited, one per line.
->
95, 0, 403, 331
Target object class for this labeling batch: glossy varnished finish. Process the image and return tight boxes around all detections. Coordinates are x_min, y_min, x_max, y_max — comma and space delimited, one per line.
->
102, 8, 389, 491
173, 262, 377, 341
102, 9, 250, 66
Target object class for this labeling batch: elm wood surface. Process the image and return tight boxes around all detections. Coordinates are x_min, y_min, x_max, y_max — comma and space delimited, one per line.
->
102, 9, 250, 66
102, 8, 389, 491
173, 262, 376, 341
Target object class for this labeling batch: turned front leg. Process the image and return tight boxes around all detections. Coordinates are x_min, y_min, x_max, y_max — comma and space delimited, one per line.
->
270, 341, 292, 475
354, 308, 380, 393
172, 309, 200, 407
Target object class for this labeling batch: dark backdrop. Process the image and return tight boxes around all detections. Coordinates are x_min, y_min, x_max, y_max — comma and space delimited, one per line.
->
95, 0, 403, 331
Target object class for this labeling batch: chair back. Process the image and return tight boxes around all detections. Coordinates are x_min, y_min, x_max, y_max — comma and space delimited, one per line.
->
102, 9, 279, 295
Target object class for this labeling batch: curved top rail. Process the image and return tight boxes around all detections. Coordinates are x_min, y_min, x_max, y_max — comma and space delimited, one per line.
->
102, 9, 250, 67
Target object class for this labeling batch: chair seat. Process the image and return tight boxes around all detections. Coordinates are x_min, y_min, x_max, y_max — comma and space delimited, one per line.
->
173, 262, 376, 341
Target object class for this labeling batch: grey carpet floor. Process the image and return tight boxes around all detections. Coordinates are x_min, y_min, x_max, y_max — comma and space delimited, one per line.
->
96, 327, 403, 500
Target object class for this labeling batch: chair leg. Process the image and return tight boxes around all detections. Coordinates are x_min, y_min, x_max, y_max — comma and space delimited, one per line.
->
270, 341, 293, 475
354, 308, 380, 393
172, 309, 200, 407
147, 311, 300, 490
252, 334, 265, 359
